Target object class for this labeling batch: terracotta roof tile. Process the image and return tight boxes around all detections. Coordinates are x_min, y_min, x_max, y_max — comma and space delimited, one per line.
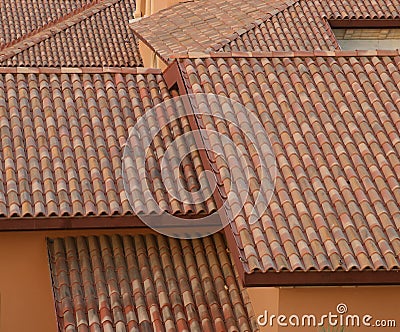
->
131, 0, 400, 60
0, 0, 91, 45
130, 0, 295, 63
0, 67, 216, 219
0, 0, 142, 67
225, 1, 337, 52
225, 0, 400, 52
178, 54, 400, 274
48, 233, 258, 332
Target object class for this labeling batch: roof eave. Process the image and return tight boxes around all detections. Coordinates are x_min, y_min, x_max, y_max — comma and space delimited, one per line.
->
244, 270, 400, 287
0, 213, 216, 232
329, 18, 400, 28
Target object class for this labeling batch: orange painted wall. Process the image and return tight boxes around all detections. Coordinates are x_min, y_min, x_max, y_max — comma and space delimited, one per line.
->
139, 40, 155, 68
153, 0, 185, 14
0, 228, 154, 332
250, 286, 400, 332
248, 287, 279, 332
0, 232, 56, 332
139, 41, 167, 70
135, 0, 186, 18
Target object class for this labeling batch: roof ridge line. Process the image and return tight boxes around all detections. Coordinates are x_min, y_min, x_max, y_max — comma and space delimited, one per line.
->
0, 0, 122, 63
170, 49, 400, 59
206, 0, 300, 52
0, 66, 162, 74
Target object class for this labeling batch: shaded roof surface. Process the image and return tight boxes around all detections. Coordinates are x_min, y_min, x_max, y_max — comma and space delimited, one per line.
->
129, 0, 295, 62
0, 67, 215, 219
48, 233, 257, 332
0, 0, 142, 67
177, 51, 400, 274
224, 0, 400, 52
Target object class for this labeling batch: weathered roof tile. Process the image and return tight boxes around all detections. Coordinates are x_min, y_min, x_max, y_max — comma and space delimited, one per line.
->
48, 233, 258, 332
0, 0, 142, 67
0, 68, 216, 220
131, 0, 400, 60
130, 0, 296, 62
178, 53, 400, 274
226, 0, 400, 52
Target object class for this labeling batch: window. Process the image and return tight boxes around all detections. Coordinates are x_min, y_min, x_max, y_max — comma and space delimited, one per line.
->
332, 28, 400, 50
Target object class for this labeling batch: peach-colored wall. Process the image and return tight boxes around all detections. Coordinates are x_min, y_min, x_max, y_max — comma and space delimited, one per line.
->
0, 232, 56, 332
139, 40, 155, 68
135, 0, 185, 18
248, 287, 279, 332
134, 0, 146, 17
0, 228, 154, 332
250, 286, 400, 332
139, 41, 167, 70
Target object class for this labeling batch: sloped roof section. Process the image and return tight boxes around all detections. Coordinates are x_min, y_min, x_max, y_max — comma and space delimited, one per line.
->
177, 51, 400, 277
129, 0, 295, 63
223, 0, 339, 52
0, 0, 91, 44
130, 0, 400, 59
323, 0, 400, 19
224, 0, 400, 52
0, 0, 142, 67
48, 233, 257, 331
0, 67, 215, 220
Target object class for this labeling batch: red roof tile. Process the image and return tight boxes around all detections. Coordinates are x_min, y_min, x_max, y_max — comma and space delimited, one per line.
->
177, 53, 400, 274
224, 1, 339, 52
0, 0, 142, 67
129, 0, 295, 63
225, 0, 400, 52
0, 67, 215, 220
48, 233, 257, 331
130, 0, 400, 61
323, 0, 400, 19
0, 0, 91, 45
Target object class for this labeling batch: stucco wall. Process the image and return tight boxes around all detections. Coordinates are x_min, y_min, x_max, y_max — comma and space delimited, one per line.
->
135, 0, 186, 18
249, 285, 400, 332
0, 232, 56, 332
139, 40, 167, 70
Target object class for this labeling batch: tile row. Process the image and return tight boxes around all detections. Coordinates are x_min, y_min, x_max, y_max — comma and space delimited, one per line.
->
226, 0, 400, 52
0, 0, 91, 45
0, 71, 215, 217
1, 0, 142, 67
130, 0, 295, 62
179, 54, 400, 273
48, 233, 257, 332
130, 0, 400, 60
